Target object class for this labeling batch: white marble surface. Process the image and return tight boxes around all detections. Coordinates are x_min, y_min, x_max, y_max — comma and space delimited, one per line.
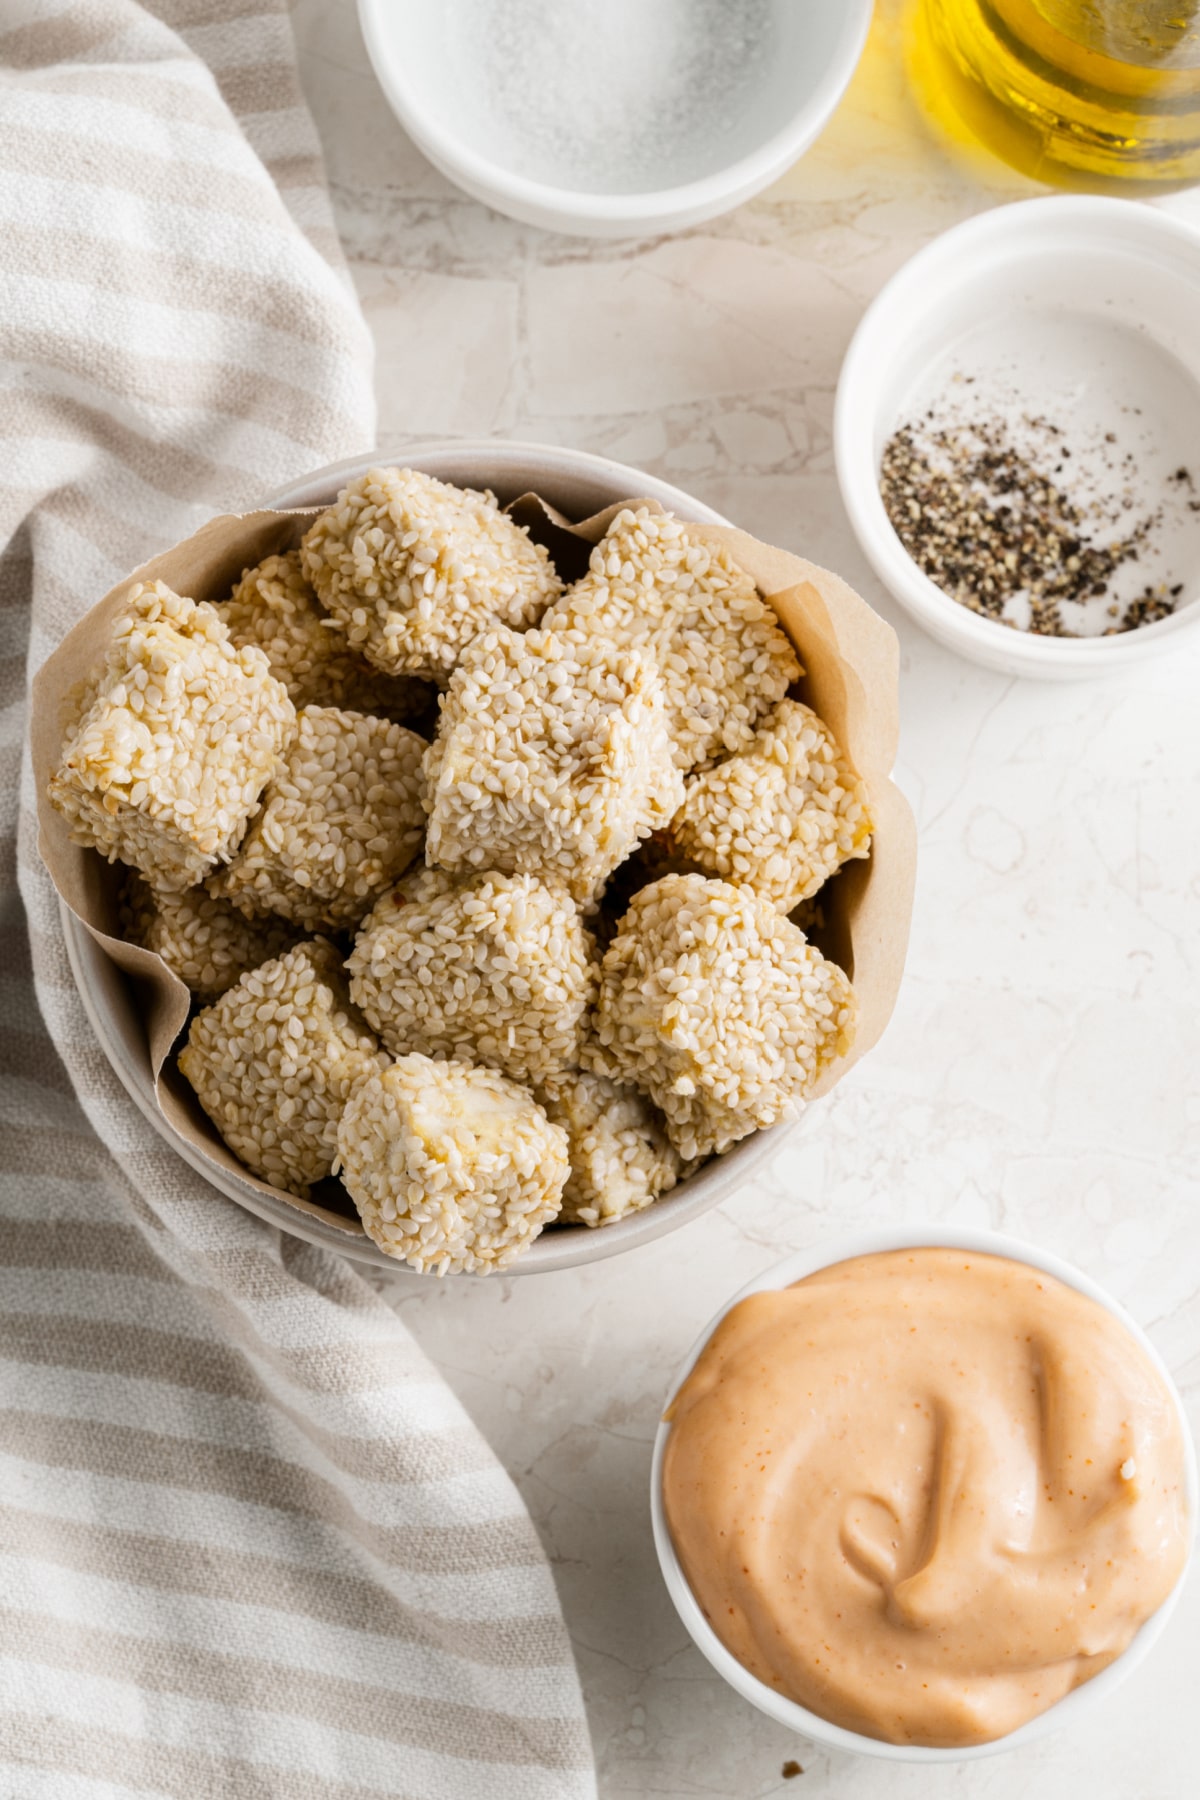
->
292, 6, 1200, 1794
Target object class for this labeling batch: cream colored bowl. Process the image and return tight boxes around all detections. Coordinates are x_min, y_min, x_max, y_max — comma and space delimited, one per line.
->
60, 440, 908, 1275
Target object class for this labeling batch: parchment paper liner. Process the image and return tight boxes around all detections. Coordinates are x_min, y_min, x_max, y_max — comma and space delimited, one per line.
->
32, 497, 917, 1240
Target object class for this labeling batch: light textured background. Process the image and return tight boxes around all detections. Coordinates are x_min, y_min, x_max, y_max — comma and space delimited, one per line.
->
291, 5, 1200, 1795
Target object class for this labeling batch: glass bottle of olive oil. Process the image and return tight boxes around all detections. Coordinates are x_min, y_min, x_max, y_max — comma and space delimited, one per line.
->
909, 0, 1200, 191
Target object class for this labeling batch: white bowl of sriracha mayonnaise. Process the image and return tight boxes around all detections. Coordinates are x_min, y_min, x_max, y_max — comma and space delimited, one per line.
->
650, 1225, 1196, 1762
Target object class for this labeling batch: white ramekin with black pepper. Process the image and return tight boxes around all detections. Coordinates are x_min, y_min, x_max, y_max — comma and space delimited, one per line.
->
835, 197, 1200, 680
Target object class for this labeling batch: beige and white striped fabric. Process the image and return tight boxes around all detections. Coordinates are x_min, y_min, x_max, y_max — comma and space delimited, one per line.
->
0, 3, 595, 1794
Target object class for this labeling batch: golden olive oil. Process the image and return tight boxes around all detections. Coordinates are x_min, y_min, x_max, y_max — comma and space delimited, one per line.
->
909, 0, 1200, 191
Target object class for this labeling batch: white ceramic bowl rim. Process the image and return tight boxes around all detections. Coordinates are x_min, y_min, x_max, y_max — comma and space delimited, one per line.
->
61, 439, 811, 1278
834, 195, 1200, 670
356, 0, 872, 222
650, 1222, 1198, 1762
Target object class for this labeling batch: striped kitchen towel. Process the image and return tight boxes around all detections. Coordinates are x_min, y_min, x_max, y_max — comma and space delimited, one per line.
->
0, 3, 596, 1795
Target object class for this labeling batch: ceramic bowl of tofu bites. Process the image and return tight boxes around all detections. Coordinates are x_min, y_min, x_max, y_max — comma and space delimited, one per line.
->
34, 442, 916, 1277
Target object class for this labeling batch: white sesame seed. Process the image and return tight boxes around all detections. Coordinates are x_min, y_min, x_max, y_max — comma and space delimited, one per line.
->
585, 873, 855, 1159
300, 467, 562, 681
219, 550, 433, 726
542, 507, 799, 772
178, 939, 386, 1196
348, 867, 594, 1085
211, 706, 428, 930
50, 580, 295, 889
120, 868, 300, 1000
423, 623, 683, 905
337, 1056, 569, 1274
671, 699, 873, 912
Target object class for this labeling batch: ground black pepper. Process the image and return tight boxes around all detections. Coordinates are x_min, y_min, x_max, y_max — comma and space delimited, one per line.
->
879, 415, 1176, 637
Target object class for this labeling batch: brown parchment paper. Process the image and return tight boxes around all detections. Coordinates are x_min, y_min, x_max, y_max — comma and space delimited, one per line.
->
32, 497, 917, 1237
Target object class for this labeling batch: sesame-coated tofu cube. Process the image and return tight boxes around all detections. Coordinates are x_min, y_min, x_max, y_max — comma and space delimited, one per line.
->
300, 467, 562, 681
542, 507, 800, 771
178, 939, 384, 1196
121, 871, 300, 1000
348, 867, 593, 1084
536, 1068, 685, 1228
584, 874, 856, 1161
670, 700, 873, 911
221, 550, 433, 724
210, 707, 427, 930
336, 1056, 569, 1275
49, 580, 294, 890
423, 625, 683, 904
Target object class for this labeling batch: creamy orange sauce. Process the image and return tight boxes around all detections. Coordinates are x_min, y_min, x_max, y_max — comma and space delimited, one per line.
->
662, 1249, 1190, 1747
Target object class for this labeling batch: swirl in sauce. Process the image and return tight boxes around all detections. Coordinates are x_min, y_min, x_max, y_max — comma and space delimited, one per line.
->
662, 1249, 1190, 1747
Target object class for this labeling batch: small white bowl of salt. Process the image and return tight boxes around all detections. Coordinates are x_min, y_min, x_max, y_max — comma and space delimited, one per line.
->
357, 0, 872, 237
